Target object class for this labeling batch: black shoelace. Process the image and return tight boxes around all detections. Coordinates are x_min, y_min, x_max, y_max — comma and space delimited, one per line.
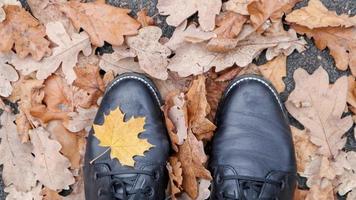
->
96, 169, 154, 200
217, 175, 283, 200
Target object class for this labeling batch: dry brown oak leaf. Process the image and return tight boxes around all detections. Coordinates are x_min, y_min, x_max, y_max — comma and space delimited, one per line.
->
30, 127, 75, 190
337, 151, 356, 196
0, 5, 50, 61
137, 9, 155, 27
74, 64, 105, 107
165, 20, 216, 51
247, 0, 301, 29
126, 26, 171, 80
286, 0, 356, 29
0, 0, 20, 22
223, 0, 253, 15
347, 76, 356, 114
60, 1, 140, 47
64, 106, 97, 133
4, 184, 42, 200
176, 132, 212, 199
98, 45, 141, 75
0, 52, 18, 97
259, 55, 287, 93
11, 21, 91, 84
47, 120, 85, 170
0, 111, 36, 192
292, 25, 356, 76
285, 67, 353, 159
186, 75, 216, 141
157, 0, 222, 31
168, 30, 302, 77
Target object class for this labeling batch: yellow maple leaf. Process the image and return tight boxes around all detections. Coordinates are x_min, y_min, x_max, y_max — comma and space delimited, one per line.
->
93, 107, 154, 166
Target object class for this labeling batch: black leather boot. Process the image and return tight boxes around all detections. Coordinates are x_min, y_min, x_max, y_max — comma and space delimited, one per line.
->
209, 75, 297, 200
84, 73, 170, 200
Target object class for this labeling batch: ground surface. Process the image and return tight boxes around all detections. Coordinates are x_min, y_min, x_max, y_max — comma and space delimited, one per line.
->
0, 0, 355, 199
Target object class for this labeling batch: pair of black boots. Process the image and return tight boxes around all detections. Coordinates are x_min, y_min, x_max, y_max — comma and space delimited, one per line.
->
84, 73, 296, 200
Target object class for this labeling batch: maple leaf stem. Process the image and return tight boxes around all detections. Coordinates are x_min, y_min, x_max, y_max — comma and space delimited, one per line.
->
89, 148, 110, 164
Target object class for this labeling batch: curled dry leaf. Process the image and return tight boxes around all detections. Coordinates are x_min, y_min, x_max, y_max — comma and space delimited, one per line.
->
167, 157, 183, 199
60, 1, 140, 47
74, 64, 105, 106
165, 21, 216, 51
137, 9, 155, 27
247, 0, 300, 29
286, 0, 356, 29
11, 21, 92, 84
0, 5, 51, 60
292, 25, 356, 74
306, 179, 334, 200
153, 72, 192, 100
41, 187, 62, 200
164, 92, 188, 152
286, 67, 353, 159
4, 184, 42, 200
47, 120, 85, 169
0, 111, 36, 192
186, 76, 216, 141
157, 0, 222, 31
177, 132, 212, 199
259, 55, 287, 93
337, 151, 356, 195
126, 26, 171, 80
98, 46, 142, 75
0, 52, 18, 97
30, 127, 75, 190
64, 106, 97, 133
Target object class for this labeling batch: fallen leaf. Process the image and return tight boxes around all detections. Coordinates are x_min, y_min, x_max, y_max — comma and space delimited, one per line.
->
286, 0, 356, 29
4, 184, 42, 200
164, 92, 188, 151
290, 126, 317, 173
47, 120, 85, 169
186, 76, 216, 141
98, 46, 142, 75
0, 111, 36, 192
153, 72, 192, 100
137, 9, 155, 27
286, 67, 353, 159
347, 76, 356, 113
167, 157, 183, 199
11, 21, 92, 84
337, 151, 356, 195
304, 156, 338, 188
30, 127, 75, 190
247, 0, 300, 29
165, 21, 216, 51
0, 0, 20, 22
157, 0, 222, 31
127, 26, 171, 80
294, 189, 308, 200
259, 55, 287, 93
26, 0, 72, 31
292, 25, 356, 74
64, 106, 97, 133
60, 1, 140, 47
347, 190, 356, 200
41, 187, 62, 200
93, 107, 154, 167
0, 5, 51, 60
177, 132, 212, 199
0, 52, 18, 97
195, 179, 211, 200
306, 179, 334, 200
168, 31, 304, 77
223, 0, 252, 15
74, 64, 105, 106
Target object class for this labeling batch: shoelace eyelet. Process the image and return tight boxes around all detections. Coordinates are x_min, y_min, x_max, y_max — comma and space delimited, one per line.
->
97, 187, 103, 197
93, 172, 98, 180
153, 170, 160, 180
216, 174, 224, 184
146, 186, 154, 197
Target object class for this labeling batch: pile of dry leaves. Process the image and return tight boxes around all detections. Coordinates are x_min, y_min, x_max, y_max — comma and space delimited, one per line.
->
0, 0, 355, 199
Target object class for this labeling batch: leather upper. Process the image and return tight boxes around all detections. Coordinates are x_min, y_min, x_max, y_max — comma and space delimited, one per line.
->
84, 73, 170, 200
209, 75, 297, 200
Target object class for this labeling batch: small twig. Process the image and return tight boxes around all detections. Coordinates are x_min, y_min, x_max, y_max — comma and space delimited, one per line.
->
89, 148, 110, 164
